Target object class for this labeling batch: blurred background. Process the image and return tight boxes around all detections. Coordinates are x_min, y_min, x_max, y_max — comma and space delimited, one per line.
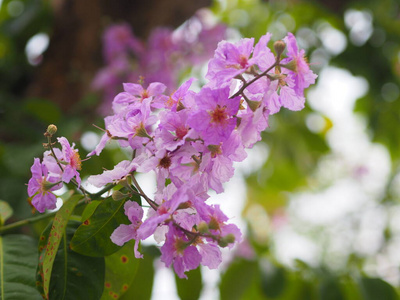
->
1, 0, 400, 299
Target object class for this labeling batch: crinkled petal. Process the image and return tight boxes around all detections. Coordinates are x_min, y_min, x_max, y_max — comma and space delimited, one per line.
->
199, 243, 222, 269
31, 192, 57, 213
110, 224, 136, 246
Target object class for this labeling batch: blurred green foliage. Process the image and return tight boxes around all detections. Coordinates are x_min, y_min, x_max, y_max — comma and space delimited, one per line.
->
1, 0, 400, 299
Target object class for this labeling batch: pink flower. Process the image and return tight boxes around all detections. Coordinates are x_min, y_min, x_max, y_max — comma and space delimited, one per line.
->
107, 99, 158, 150
27, 158, 62, 213
160, 223, 201, 278
283, 32, 317, 96
87, 160, 136, 187
155, 110, 193, 152
103, 23, 144, 63
159, 78, 196, 111
87, 116, 114, 157
206, 38, 255, 87
136, 185, 189, 240
57, 137, 82, 186
188, 87, 240, 145
198, 243, 222, 269
111, 201, 144, 258
112, 82, 166, 113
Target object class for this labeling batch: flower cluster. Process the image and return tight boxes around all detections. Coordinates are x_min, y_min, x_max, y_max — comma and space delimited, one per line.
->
92, 9, 226, 114
84, 32, 317, 278
28, 29, 316, 278
27, 135, 82, 213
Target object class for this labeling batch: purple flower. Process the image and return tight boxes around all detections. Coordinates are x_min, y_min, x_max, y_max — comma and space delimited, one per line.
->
110, 200, 144, 258
136, 185, 189, 240
158, 78, 196, 111
252, 33, 275, 72
112, 82, 166, 113
206, 38, 256, 87
198, 243, 222, 269
237, 104, 270, 148
188, 87, 240, 145
283, 32, 317, 96
88, 116, 114, 157
57, 137, 82, 186
27, 158, 62, 213
195, 204, 241, 248
155, 110, 194, 152
103, 23, 144, 63
160, 223, 201, 278
87, 160, 136, 187
107, 98, 158, 150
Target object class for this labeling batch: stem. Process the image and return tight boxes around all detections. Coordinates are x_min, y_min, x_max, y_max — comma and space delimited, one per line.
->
130, 174, 158, 210
230, 62, 277, 99
47, 136, 64, 173
88, 184, 115, 200
47, 136, 90, 197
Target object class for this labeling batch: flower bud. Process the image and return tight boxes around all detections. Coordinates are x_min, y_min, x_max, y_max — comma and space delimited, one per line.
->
218, 233, 236, 248
46, 124, 57, 136
135, 123, 152, 139
281, 60, 298, 73
273, 40, 286, 57
112, 190, 126, 201
198, 221, 209, 234
42, 180, 61, 191
244, 98, 261, 112
118, 175, 132, 188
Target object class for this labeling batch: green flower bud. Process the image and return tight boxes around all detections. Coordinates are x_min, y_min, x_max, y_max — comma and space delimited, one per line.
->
280, 60, 298, 73
273, 40, 286, 57
244, 98, 261, 112
45, 124, 57, 136
198, 221, 209, 234
218, 234, 236, 248
112, 190, 126, 201
135, 123, 152, 139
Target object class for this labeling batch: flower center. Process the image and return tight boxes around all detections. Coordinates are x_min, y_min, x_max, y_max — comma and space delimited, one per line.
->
71, 151, 82, 170
165, 96, 175, 108
141, 90, 149, 99
174, 238, 188, 254
238, 54, 248, 69
159, 155, 172, 169
210, 105, 228, 124
175, 126, 188, 140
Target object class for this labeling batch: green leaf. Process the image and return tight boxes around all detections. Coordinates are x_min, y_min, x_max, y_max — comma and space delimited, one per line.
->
42, 195, 80, 298
81, 200, 101, 222
70, 197, 131, 257
260, 262, 287, 298
219, 258, 259, 300
101, 240, 140, 300
52, 221, 105, 300
341, 277, 363, 300
0, 201, 12, 226
0, 234, 42, 300
359, 277, 399, 300
318, 277, 345, 300
37, 221, 105, 300
119, 245, 158, 300
175, 267, 203, 300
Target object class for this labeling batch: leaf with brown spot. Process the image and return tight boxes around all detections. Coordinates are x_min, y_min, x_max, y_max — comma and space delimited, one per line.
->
70, 196, 134, 257
41, 195, 81, 298
100, 240, 140, 300
37, 220, 105, 300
